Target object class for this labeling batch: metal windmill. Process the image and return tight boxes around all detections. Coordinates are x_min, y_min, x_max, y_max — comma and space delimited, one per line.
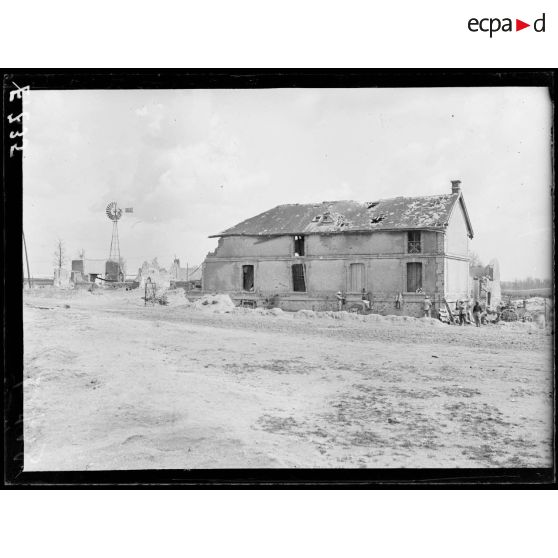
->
106, 201, 124, 280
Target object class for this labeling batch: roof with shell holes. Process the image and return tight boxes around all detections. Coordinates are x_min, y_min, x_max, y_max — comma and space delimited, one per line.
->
210, 192, 474, 238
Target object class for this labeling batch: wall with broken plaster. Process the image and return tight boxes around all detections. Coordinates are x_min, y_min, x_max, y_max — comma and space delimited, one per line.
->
210, 235, 292, 258
309, 231, 405, 255
209, 230, 441, 258
203, 260, 242, 292
256, 261, 292, 292
203, 229, 469, 316
488, 258, 501, 306
53, 268, 71, 288
309, 231, 441, 256
469, 259, 502, 308
204, 254, 439, 296
304, 259, 347, 292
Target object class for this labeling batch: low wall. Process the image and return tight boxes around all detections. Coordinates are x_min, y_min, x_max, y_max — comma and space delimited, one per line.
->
272, 296, 436, 317
196, 290, 440, 317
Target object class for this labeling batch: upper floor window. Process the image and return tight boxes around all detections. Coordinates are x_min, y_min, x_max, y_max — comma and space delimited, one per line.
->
408, 231, 422, 253
294, 235, 305, 256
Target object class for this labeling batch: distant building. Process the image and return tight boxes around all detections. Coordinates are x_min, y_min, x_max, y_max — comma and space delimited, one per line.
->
169, 258, 189, 281
71, 259, 106, 283
470, 259, 501, 308
105, 260, 123, 282
53, 268, 71, 288
136, 258, 170, 289
169, 258, 202, 290
202, 180, 474, 316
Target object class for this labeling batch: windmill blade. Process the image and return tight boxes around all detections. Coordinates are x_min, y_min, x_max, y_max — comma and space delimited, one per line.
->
106, 201, 122, 221
106, 201, 116, 219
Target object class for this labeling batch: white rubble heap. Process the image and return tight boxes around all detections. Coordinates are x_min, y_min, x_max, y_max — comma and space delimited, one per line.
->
137, 258, 171, 289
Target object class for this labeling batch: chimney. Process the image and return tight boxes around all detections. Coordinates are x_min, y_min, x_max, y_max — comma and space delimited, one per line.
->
451, 180, 461, 194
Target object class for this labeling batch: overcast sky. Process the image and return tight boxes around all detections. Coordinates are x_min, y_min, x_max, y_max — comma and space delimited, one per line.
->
23, 87, 552, 280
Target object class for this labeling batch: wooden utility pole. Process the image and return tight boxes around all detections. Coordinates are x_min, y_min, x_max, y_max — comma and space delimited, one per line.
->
22, 231, 32, 288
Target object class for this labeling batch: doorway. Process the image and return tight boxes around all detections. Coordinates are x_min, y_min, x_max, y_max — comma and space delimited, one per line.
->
242, 265, 254, 291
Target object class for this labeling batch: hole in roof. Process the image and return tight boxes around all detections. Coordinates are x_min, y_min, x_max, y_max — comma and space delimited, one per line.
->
312, 212, 335, 224
367, 202, 379, 209
370, 215, 385, 224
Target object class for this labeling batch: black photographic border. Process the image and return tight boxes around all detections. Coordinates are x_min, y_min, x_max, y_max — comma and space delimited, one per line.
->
3, 69, 556, 487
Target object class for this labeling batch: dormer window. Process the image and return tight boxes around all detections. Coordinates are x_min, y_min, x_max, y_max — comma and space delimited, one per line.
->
408, 231, 422, 253
312, 210, 334, 224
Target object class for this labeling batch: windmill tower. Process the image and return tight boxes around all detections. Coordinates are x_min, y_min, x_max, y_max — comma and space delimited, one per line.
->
105, 201, 123, 281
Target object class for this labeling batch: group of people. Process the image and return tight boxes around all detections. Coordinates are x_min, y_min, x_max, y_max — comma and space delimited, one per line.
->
335, 289, 371, 312
422, 295, 485, 324
334, 289, 485, 326
455, 299, 484, 326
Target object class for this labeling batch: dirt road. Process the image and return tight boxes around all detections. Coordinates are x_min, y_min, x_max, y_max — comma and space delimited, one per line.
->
23, 290, 554, 469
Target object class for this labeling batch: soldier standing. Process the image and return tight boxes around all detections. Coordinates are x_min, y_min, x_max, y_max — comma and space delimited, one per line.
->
336, 291, 343, 311
472, 300, 482, 327
423, 295, 432, 318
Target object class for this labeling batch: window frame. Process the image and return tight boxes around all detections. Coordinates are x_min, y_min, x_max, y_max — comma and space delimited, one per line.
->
348, 262, 366, 293
406, 261, 423, 293
293, 235, 305, 257
407, 231, 422, 254
241, 264, 255, 292
291, 263, 307, 292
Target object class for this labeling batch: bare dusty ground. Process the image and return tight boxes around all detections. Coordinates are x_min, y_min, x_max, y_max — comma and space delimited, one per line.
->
23, 289, 554, 470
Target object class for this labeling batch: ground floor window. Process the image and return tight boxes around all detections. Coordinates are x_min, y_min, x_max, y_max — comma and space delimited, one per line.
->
292, 263, 306, 292
242, 265, 254, 291
407, 262, 422, 292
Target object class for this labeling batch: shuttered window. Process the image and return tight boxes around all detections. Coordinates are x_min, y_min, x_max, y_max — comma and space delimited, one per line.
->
407, 262, 422, 292
349, 263, 365, 292
292, 263, 306, 292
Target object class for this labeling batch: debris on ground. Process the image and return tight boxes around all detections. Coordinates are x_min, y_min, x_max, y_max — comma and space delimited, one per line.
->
191, 294, 236, 313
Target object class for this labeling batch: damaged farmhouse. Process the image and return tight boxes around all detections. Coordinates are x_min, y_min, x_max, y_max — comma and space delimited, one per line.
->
202, 180, 478, 317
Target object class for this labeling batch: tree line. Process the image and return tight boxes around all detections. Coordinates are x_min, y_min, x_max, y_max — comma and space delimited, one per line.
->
501, 277, 552, 290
